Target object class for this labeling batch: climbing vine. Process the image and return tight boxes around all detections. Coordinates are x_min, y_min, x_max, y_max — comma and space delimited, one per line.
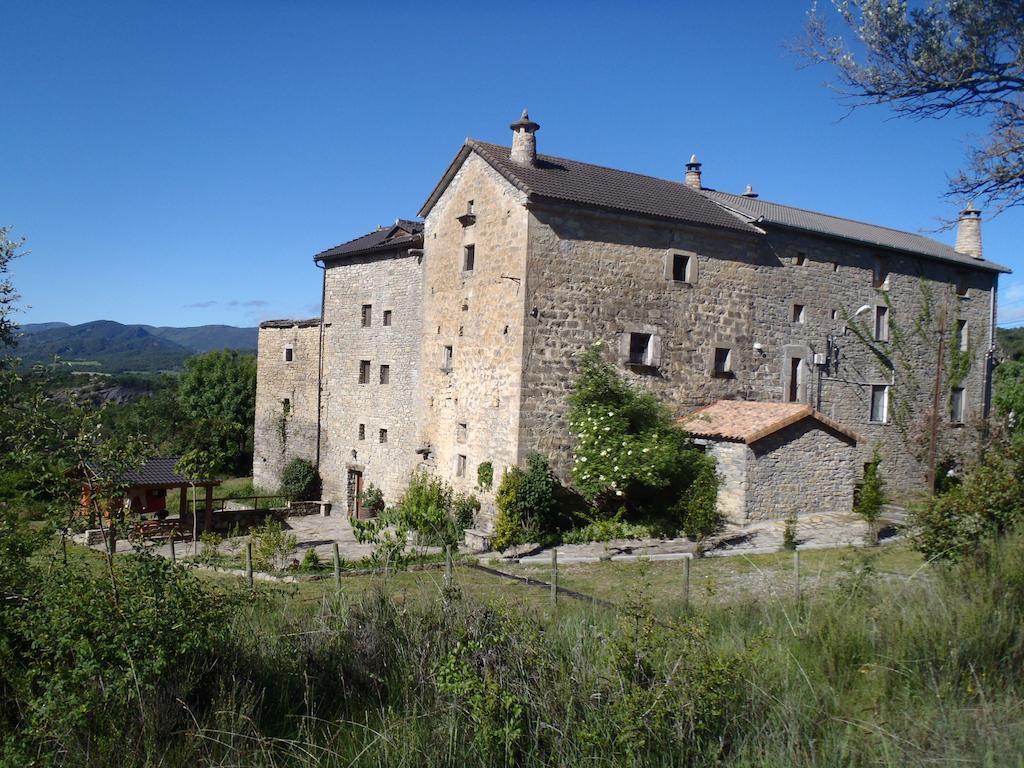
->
841, 277, 974, 460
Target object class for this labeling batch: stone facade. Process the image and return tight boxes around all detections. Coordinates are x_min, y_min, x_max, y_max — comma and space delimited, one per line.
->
252, 114, 1005, 525
253, 320, 321, 493
319, 249, 424, 512
417, 153, 530, 523
701, 419, 857, 524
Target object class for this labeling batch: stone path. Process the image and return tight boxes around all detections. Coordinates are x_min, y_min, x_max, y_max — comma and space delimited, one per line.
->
90, 509, 902, 569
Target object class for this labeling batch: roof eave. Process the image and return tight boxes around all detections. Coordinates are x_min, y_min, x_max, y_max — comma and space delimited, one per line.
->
756, 219, 1011, 274
314, 235, 423, 264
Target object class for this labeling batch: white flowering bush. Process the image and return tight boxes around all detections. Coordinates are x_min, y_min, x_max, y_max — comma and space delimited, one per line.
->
567, 346, 719, 536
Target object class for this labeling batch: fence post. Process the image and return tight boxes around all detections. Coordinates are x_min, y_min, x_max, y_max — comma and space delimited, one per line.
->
550, 548, 558, 607
170, 536, 176, 564
333, 541, 341, 589
794, 547, 801, 603
444, 545, 453, 589
683, 554, 691, 610
246, 542, 254, 588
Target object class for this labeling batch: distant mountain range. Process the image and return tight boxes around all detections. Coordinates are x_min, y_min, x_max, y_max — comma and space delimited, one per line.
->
13, 320, 258, 373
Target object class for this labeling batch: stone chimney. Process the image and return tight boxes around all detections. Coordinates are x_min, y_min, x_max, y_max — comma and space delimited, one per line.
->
741, 184, 758, 198
510, 109, 540, 166
684, 154, 702, 189
955, 201, 983, 260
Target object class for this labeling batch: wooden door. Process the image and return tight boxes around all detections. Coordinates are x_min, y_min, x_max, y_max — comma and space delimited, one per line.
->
347, 469, 364, 518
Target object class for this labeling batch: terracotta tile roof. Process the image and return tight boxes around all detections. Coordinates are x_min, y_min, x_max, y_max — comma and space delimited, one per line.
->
315, 219, 423, 262
678, 400, 859, 445
702, 190, 1011, 274
419, 141, 760, 234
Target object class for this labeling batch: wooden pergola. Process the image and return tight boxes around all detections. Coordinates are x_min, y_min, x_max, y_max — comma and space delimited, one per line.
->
72, 457, 221, 535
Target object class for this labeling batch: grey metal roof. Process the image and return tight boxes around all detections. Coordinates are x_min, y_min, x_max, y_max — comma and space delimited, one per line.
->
419, 141, 760, 235
315, 219, 423, 262
84, 457, 219, 487
702, 189, 1010, 273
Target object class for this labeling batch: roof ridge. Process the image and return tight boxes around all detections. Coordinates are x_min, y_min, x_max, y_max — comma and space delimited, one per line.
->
470, 139, 708, 192
704, 189, 951, 245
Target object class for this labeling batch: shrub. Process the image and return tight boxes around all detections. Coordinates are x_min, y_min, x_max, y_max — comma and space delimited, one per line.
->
250, 518, 298, 571
855, 449, 886, 544
782, 514, 798, 551
913, 437, 1024, 562
492, 455, 563, 550
198, 530, 223, 565
567, 346, 716, 530
676, 454, 720, 539
476, 460, 493, 490
279, 457, 320, 501
453, 492, 480, 530
359, 483, 386, 515
562, 515, 655, 544
300, 547, 322, 572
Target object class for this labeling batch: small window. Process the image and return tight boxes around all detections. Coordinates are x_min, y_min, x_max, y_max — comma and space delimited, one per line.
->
379, 428, 388, 444
361, 304, 372, 327
456, 454, 467, 478
794, 253, 806, 266
463, 244, 475, 272
359, 360, 371, 384
874, 305, 889, 341
950, 387, 965, 424
713, 347, 732, 377
787, 357, 803, 402
956, 271, 968, 296
873, 256, 890, 289
382, 310, 392, 326
442, 345, 453, 371
282, 398, 291, 416
792, 304, 805, 324
457, 422, 468, 443
379, 364, 390, 384
957, 320, 968, 351
870, 384, 888, 423
832, 261, 840, 272
467, 199, 474, 214
628, 333, 652, 365
284, 347, 294, 362
830, 309, 838, 321
672, 253, 692, 282
358, 423, 365, 441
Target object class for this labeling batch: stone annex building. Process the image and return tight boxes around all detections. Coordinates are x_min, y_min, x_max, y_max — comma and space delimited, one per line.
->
254, 111, 1009, 527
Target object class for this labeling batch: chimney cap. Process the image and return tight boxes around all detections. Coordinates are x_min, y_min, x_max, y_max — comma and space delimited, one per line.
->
510, 108, 540, 132
960, 200, 981, 218
686, 153, 701, 170
742, 184, 758, 198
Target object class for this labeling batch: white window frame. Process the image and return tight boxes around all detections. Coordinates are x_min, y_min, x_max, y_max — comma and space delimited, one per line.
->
950, 387, 966, 424
874, 305, 889, 342
869, 384, 889, 424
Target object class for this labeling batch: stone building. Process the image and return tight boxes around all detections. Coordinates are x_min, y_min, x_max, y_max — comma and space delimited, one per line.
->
678, 400, 859, 522
254, 111, 1009, 524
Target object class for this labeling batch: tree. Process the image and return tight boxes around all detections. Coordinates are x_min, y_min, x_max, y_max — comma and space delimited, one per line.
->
178, 350, 256, 473
0, 227, 25, 349
994, 359, 1024, 433
801, 0, 1024, 213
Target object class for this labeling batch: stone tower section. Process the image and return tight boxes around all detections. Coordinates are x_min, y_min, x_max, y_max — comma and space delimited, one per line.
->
253, 319, 322, 493
316, 223, 425, 514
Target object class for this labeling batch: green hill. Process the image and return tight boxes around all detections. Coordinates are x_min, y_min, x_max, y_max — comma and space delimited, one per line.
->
998, 327, 1024, 361
13, 320, 257, 372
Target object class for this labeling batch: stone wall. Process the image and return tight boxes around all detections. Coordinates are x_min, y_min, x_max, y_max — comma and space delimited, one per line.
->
253, 321, 321, 494
704, 440, 747, 523
517, 200, 996, 498
319, 249, 423, 512
745, 420, 857, 520
750, 228, 996, 498
419, 153, 530, 528
520, 204, 764, 481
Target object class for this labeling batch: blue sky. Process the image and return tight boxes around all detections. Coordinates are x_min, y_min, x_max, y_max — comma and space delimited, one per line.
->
2, 0, 1021, 328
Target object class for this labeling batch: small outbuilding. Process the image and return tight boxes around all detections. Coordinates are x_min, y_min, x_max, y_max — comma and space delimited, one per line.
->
72, 457, 221, 533
678, 400, 860, 524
